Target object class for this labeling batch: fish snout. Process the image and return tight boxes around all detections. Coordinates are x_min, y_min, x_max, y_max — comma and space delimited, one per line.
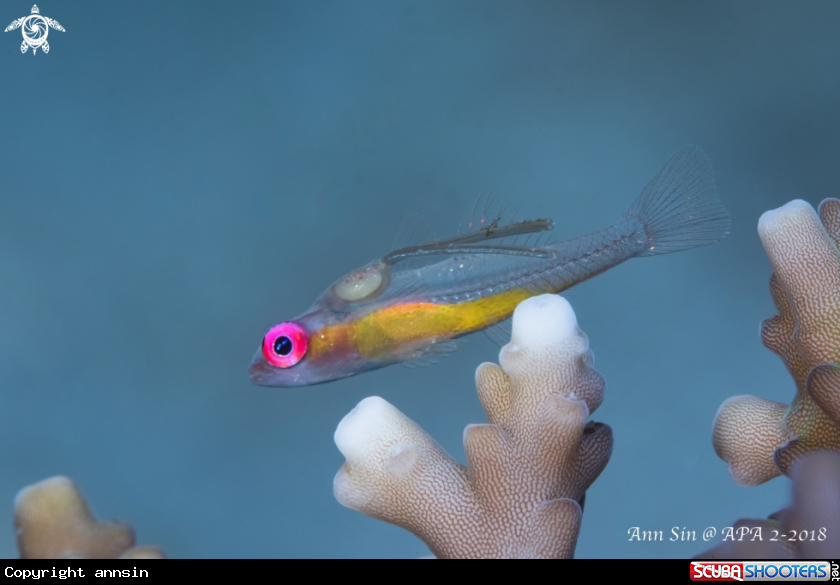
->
248, 349, 309, 387
248, 352, 277, 386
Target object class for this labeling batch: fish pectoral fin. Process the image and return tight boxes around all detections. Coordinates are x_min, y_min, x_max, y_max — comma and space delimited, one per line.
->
399, 339, 459, 368
483, 318, 512, 348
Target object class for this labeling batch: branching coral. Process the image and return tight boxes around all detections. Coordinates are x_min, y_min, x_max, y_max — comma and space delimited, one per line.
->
697, 450, 840, 559
333, 294, 613, 558
713, 199, 840, 485
14, 476, 165, 559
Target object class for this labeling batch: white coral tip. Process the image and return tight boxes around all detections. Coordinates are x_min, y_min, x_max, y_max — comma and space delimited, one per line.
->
334, 396, 401, 460
757, 199, 815, 236
508, 294, 579, 351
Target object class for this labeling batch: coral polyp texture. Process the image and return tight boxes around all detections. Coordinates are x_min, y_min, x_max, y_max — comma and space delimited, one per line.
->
713, 198, 840, 486
14, 476, 165, 559
333, 294, 613, 559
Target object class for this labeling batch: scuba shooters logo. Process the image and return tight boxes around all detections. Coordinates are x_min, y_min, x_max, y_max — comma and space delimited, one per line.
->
691, 561, 831, 581
5, 4, 64, 54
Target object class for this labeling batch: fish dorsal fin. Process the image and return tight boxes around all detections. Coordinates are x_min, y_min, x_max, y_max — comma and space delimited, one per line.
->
459, 191, 557, 249
460, 191, 515, 235
383, 235, 557, 265
385, 194, 556, 266
384, 194, 557, 268
392, 213, 437, 252
387, 214, 442, 273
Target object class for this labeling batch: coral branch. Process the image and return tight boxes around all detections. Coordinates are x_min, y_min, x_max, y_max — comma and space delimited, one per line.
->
14, 476, 165, 559
713, 199, 840, 485
697, 451, 840, 559
334, 294, 613, 558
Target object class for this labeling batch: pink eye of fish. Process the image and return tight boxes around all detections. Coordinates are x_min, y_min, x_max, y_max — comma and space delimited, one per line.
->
262, 322, 308, 368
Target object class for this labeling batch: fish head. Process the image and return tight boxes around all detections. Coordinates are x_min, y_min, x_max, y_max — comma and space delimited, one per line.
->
248, 309, 362, 387
250, 259, 398, 387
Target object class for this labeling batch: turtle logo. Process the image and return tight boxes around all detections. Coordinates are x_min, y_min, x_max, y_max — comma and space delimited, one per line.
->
5, 5, 64, 55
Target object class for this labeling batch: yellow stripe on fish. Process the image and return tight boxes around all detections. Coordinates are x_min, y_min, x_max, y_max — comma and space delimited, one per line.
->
354, 288, 533, 359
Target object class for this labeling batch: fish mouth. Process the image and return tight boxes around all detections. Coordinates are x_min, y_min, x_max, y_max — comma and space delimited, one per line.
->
248, 353, 278, 386
248, 350, 310, 387
248, 345, 350, 387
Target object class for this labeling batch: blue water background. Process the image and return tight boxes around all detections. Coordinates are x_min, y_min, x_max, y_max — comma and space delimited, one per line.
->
0, 0, 837, 558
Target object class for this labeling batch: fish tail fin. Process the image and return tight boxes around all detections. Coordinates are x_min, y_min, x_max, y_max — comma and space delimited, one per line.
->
626, 145, 730, 256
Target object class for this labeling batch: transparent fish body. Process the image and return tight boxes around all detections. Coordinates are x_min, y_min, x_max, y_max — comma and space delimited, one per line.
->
250, 146, 730, 386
